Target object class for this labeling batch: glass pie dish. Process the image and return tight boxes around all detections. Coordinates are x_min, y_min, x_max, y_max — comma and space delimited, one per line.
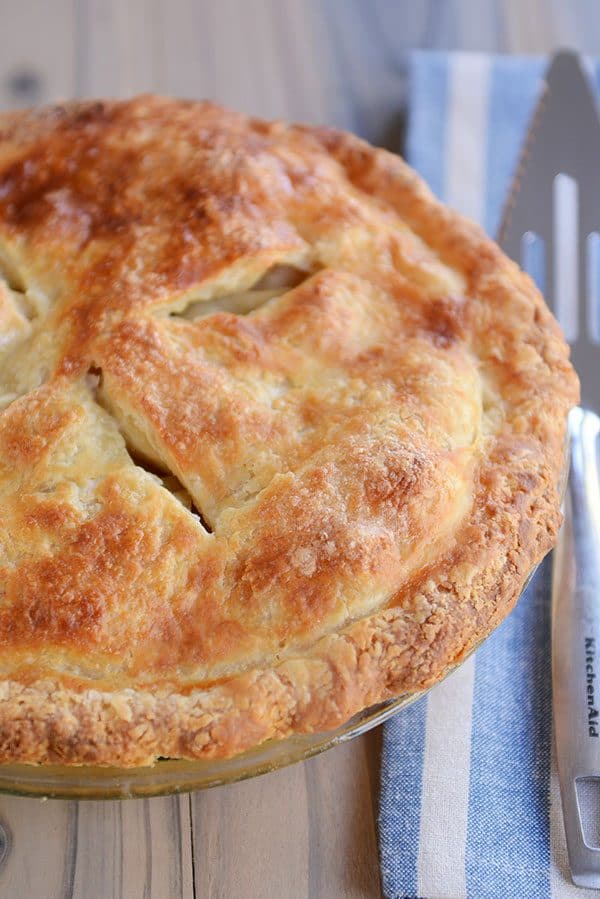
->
0, 564, 542, 800
0, 690, 420, 799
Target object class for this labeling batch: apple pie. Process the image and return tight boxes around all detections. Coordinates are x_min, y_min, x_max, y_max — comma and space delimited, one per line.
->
0, 97, 578, 765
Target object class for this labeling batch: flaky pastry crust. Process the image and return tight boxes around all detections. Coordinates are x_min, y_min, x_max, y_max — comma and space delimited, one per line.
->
0, 97, 578, 766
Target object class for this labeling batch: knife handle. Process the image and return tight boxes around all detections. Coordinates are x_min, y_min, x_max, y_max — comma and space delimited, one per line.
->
552, 406, 600, 889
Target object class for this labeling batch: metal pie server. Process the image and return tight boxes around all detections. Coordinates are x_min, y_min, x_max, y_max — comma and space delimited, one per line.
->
500, 49, 600, 888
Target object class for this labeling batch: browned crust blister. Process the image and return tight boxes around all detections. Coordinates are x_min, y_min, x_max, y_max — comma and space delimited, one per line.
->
0, 97, 578, 766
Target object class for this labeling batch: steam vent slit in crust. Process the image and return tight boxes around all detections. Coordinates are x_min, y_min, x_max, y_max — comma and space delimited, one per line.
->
0, 97, 578, 766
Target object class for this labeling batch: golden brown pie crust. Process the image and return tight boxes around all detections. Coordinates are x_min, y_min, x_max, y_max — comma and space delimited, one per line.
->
0, 97, 578, 766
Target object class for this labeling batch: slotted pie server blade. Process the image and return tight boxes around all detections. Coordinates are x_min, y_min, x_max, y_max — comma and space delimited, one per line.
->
500, 49, 600, 889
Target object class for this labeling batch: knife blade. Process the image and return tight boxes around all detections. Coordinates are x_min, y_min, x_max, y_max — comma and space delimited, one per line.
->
499, 49, 600, 889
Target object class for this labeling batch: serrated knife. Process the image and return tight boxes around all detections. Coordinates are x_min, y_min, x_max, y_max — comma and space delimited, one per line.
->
499, 49, 600, 889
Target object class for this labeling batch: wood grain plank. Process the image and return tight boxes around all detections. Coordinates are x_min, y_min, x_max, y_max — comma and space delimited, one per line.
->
71, 797, 194, 899
0, 795, 194, 899
76, 0, 164, 96
0, 797, 76, 898
269, 0, 339, 125
182, 0, 263, 114
159, 0, 216, 101
75, 0, 336, 120
444, 0, 506, 51
549, 0, 600, 54
0, 0, 76, 108
75, 0, 123, 97
191, 731, 382, 899
502, 0, 560, 53
161, 0, 327, 120
192, 749, 310, 899
304, 731, 382, 898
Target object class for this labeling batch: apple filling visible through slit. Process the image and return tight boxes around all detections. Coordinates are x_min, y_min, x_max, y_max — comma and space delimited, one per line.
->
178, 264, 311, 321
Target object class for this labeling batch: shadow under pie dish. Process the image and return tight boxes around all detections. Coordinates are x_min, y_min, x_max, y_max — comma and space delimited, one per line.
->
0, 96, 578, 775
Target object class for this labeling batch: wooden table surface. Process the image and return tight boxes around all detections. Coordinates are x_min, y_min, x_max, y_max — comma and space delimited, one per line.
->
0, 2, 597, 897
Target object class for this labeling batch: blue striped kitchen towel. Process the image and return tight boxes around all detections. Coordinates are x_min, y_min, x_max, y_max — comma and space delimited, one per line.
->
379, 51, 600, 899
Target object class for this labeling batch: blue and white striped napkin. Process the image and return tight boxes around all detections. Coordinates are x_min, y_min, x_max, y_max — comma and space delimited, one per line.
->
379, 51, 600, 899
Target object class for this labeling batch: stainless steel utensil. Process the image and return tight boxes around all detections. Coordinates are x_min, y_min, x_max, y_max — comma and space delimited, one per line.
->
500, 49, 600, 889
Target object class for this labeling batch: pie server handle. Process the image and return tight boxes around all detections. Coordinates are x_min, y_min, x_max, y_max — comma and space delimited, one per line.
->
552, 406, 600, 888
